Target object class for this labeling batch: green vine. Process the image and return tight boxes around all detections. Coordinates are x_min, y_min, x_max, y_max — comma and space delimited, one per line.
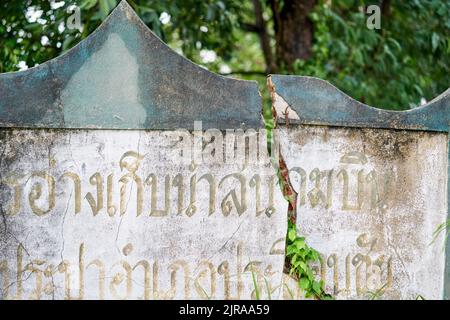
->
266, 77, 333, 300
286, 221, 333, 300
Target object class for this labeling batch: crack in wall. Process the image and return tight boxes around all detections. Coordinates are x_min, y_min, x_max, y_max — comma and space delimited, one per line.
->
59, 190, 72, 262
267, 76, 298, 225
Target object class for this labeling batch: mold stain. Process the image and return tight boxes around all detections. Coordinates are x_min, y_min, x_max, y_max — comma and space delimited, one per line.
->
60, 33, 146, 128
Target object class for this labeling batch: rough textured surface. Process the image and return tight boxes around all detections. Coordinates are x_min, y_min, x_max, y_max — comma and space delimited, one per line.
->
0, 2, 285, 300
270, 75, 450, 132
279, 125, 447, 299
0, 1, 261, 130
271, 74, 450, 299
0, 128, 287, 300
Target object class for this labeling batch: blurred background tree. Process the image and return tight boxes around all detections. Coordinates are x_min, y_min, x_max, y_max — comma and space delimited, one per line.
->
0, 0, 449, 110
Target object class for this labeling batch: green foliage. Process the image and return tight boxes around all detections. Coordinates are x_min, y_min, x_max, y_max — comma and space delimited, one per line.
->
249, 266, 261, 300
366, 283, 387, 300
247, 263, 275, 300
429, 219, 450, 250
294, 0, 450, 110
0, 0, 247, 73
1, 0, 448, 110
285, 221, 333, 300
1, 1, 448, 301
264, 278, 272, 300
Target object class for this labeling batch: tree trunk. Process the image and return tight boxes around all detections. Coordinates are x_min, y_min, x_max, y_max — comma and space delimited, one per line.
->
252, 0, 277, 73
271, 0, 316, 72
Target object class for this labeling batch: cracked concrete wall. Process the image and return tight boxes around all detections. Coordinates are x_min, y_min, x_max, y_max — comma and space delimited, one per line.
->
0, 129, 287, 300
270, 75, 449, 300
1, 0, 449, 301
278, 125, 447, 299
0, 1, 289, 301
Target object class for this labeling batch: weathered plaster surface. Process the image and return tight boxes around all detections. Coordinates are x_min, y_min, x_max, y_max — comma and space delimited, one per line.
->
270, 75, 450, 132
0, 129, 287, 300
0, 1, 283, 301
61, 33, 146, 127
279, 125, 447, 299
0, 1, 261, 130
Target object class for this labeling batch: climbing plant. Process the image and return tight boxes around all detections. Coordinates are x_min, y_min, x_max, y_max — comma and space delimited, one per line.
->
286, 221, 333, 300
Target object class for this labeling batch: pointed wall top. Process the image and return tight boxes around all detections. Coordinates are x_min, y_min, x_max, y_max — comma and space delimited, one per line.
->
270, 75, 450, 132
0, 1, 261, 130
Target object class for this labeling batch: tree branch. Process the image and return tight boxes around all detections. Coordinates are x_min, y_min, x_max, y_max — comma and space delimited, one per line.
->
268, 0, 282, 69
268, 0, 280, 37
380, 0, 391, 17
239, 22, 261, 33
252, 0, 277, 73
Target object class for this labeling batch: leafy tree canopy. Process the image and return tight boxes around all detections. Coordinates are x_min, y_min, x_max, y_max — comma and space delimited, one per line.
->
1, 0, 449, 110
